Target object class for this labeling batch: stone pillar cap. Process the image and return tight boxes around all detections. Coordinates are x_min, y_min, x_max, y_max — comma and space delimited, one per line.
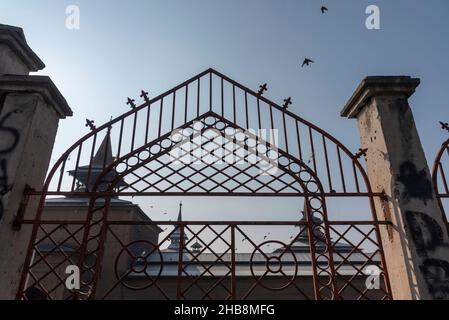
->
0, 24, 45, 72
341, 76, 420, 119
0, 75, 73, 118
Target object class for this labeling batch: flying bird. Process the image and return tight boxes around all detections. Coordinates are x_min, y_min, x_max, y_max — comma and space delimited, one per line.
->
321, 6, 328, 14
306, 152, 315, 164
302, 58, 315, 67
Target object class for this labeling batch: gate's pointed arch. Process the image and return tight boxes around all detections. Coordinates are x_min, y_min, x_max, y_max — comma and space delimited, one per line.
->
17, 68, 392, 300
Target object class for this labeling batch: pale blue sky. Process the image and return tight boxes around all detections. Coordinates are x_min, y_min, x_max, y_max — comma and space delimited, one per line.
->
1, 1, 448, 237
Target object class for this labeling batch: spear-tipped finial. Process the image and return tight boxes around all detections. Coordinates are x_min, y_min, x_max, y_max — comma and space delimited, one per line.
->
440, 121, 449, 133
85, 119, 96, 131
140, 90, 150, 103
355, 148, 368, 159
283, 97, 292, 109
258, 83, 268, 96
127, 97, 136, 109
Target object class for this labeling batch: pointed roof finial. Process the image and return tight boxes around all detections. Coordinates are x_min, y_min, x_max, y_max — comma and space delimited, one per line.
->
92, 129, 114, 166
177, 201, 183, 222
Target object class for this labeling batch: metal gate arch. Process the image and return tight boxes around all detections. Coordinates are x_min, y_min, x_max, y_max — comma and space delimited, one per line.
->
432, 129, 449, 227
17, 68, 392, 300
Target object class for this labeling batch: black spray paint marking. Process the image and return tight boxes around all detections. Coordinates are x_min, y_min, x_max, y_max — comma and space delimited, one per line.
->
0, 110, 21, 221
405, 210, 449, 299
397, 161, 433, 203
405, 211, 444, 256
419, 259, 449, 300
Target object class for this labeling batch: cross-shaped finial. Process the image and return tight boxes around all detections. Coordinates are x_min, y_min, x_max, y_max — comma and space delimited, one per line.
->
127, 97, 136, 109
440, 121, 449, 133
355, 148, 368, 159
258, 83, 268, 96
85, 119, 96, 131
140, 90, 150, 103
283, 97, 292, 109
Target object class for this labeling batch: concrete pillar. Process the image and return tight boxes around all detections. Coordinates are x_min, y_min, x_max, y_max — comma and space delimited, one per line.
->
341, 76, 449, 300
0, 24, 72, 299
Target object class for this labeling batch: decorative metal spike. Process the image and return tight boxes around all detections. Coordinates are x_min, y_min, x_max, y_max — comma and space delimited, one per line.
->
127, 97, 136, 109
140, 90, 150, 103
355, 148, 368, 159
283, 97, 292, 109
440, 121, 449, 133
258, 83, 268, 96
85, 119, 96, 131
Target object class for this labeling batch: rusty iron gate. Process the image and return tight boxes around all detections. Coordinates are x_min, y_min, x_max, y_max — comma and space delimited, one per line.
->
16, 69, 392, 300
432, 122, 449, 228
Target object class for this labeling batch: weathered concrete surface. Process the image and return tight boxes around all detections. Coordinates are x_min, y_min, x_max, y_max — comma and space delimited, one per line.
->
0, 24, 72, 299
0, 24, 45, 75
342, 76, 449, 300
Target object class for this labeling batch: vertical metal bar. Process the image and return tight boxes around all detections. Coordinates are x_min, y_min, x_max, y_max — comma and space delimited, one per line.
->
197, 79, 201, 118
131, 112, 137, 151
85, 133, 97, 191
57, 159, 67, 192
322, 136, 332, 192
171, 91, 176, 131
87, 196, 113, 299
176, 224, 185, 299
145, 104, 151, 144
439, 162, 449, 193
282, 112, 289, 154
304, 199, 321, 300
71, 144, 83, 191
337, 146, 347, 193
158, 98, 164, 138
231, 225, 236, 300
244, 92, 249, 129
209, 72, 213, 112
353, 162, 361, 193
116, 119, 124, 159
232, 85, 236, 124
295, 120, 303, 161
103, 128, 112, 169
308, 128, 317, 172
221, 77, 224, 117
269, 105, 275, 146
184, 84, 189, 124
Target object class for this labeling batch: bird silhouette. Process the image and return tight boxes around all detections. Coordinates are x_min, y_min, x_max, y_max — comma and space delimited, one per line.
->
306, 152, 315, 164
302, 58, 314, 67
321, 6, 328, 14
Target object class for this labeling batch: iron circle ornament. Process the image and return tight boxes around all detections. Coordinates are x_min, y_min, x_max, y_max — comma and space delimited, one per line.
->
250, 240, 298, 291
114, 240, 163, 290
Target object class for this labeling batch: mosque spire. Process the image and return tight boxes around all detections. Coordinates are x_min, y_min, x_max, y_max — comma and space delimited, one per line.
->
177, 201, 183, 222
92, 128, 114, 167
167, 201, 188, 251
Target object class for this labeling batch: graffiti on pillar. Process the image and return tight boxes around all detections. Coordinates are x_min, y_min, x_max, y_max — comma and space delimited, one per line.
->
405, 210, 449, 299
397, 161, 433, 203
0, 110, 21, 222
